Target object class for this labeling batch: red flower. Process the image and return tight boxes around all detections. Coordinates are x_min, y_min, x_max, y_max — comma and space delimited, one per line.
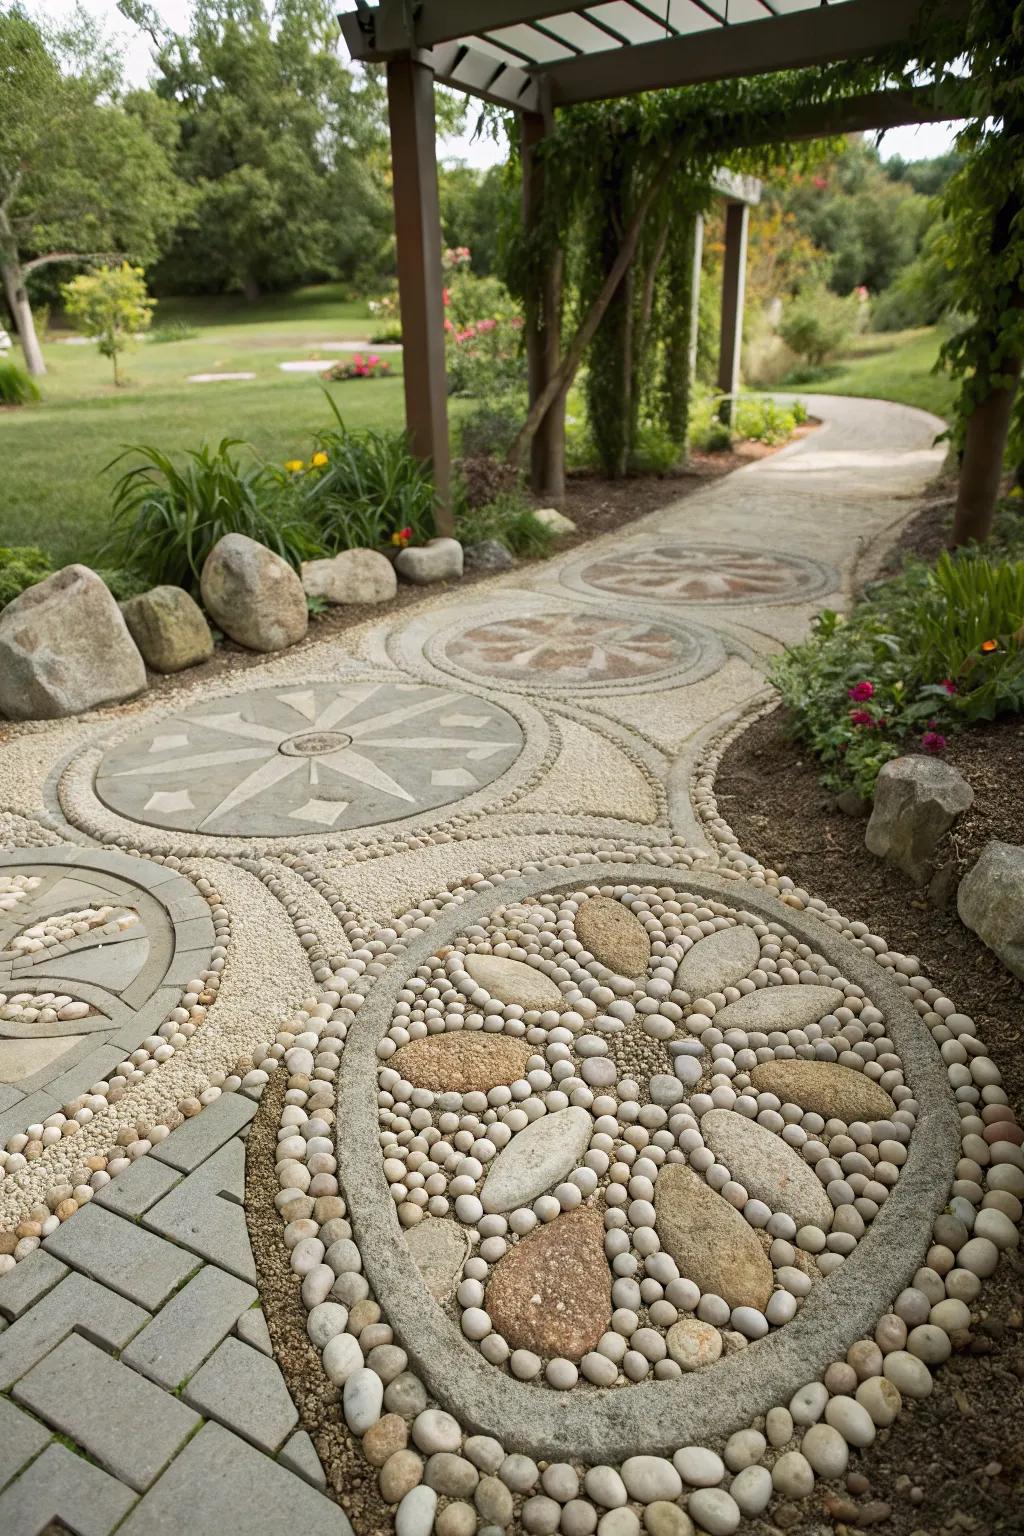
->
848, 680, 874, 702
848, 709, 875, 727
921, 730, 947, 753
940, 679, 957, 694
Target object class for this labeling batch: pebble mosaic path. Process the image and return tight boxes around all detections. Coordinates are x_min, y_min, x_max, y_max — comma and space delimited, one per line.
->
1, 396, 1018, 1536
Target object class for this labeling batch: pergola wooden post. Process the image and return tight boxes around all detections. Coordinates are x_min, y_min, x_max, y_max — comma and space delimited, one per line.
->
386, 56, 452, 534
687, 213, 705, 385
716, 199, 749, 425
521, 108, 565, 502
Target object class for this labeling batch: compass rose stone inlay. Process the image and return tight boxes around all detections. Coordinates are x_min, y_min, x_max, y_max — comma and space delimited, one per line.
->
94, 680, 525, 837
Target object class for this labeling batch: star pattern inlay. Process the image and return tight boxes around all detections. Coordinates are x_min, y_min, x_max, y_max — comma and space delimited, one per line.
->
445, 612, 693, 684
578, 544, 830, 603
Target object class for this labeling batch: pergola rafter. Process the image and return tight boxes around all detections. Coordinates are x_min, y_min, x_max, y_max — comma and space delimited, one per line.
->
337, 0, 971, 531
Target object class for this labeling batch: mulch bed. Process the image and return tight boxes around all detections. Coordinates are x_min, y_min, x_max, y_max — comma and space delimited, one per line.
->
717, 706, 1024, 1536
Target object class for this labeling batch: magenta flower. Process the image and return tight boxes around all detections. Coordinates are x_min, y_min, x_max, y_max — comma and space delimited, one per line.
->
848, 680, 874, 702
921, 731, 947, 753
940, 679, 957, 694
849, 709, 875, 727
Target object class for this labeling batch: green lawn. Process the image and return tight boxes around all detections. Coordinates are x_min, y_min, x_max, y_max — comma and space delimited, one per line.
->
1, 286, 409, 565
789, 325, 957, 422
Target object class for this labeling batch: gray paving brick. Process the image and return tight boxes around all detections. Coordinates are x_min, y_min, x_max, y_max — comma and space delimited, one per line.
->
0, 1249, 68, 1321
0, 1396, 50, 1493
0, 1272, 149, 1391
44, 1043, 128, 1104
150, 1090, 256, 1172
117, 1421, 353, 1536
0, 1441, 137, 1536
121, 1265, 257, 1390
182, 1335, 297, 1451
278, 1430, 326, 1490
43, 1201, 200, 1309
14, 1332, 200, 1492
235, 1302, 273, 1356
0, 1082, 22, 1114
142, 1139, 255, 1284
92, 1153, 182, 1218
0, 1089, 60, 1144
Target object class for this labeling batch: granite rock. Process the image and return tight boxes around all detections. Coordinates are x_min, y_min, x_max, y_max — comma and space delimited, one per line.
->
749, 1061, 895, 1123
865, 754, 973, 885
574, 897, 651, 978
957, 840, 1024, 980
485, 1208, 610, 1360
654, 1163, 772, 1311
300, 549, 397, 605
200, 534, 307, 652
120, 585, 213, 673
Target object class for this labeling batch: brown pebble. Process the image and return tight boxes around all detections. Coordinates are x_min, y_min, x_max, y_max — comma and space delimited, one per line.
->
348, 1299, 380, 1334
56, 1199, 77, 1221
15, 1221, 41, 1239
824, 1361, 858, 1395
846, 1473, 871, 1495
857, 1502, 892, 1526
363, 1414, 408, 1467
823, 1494, 860, 1522
0, 1232, 17, 1255
379, 1449, 423, 1503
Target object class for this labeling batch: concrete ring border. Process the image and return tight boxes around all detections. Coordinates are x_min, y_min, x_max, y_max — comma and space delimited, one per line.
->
385, 591, 731, 698
557, 541, 840, 610
0, 846, 214, 1041
46, 670, 556, 860
337, 863, 960, 1465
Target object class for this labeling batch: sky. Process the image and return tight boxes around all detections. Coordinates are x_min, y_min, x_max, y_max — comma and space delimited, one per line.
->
49, 0, 964, 168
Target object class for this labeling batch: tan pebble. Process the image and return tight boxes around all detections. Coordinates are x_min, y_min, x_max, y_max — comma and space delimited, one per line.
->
16, 1221, 42, 1239
379, 1448, 423, 1503
348, 1300, 381, 1333
0, 1232, 18, 1256
363, 1414, 409, 1467
179, 1098, 202, 1117
398, 1203, 423, 1228
56, 1200, 78, 1221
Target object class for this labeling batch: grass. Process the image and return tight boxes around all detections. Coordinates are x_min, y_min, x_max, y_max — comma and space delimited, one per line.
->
783, 325, 958, 422
1, 286, 410, 565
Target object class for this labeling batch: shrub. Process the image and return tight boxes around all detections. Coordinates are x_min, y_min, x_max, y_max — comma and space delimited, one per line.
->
149, 320, 199, 344
630, 418, 683, 474
458, 400, 522, 461
0, 358, 41, 406
105, 438, 320, 593
779, 288, 857, 367
368, 322, 402, 345
0, 545, 53, 607
734, 396, 801, 446
771, 550, 1024, 797
62, 262, 155, 386
301, 394, 436, 551
457, 490, 554, 559
456, 456, 522, 512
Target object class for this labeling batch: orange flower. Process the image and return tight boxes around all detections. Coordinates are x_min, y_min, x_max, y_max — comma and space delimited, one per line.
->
980, 639, 998, 653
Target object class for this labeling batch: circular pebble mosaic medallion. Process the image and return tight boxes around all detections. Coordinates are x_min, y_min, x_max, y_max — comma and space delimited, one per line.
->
93, 680, 525, 837
566, 544, 836, 606
433, 608, 723, 695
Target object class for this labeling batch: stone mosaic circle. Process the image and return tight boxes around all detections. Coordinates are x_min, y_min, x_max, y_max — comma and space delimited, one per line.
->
568, 544, 836, 606
333, 868, 956, 1463
94, 680, 525, 837
433, 607, 722, 695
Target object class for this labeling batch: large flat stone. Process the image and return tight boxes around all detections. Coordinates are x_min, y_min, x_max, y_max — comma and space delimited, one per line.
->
0, 1441, 137, 1536
676, 925, 760, 997
461, 953, 566, 1014
116, 1421, 354, 1536
712, 985, 845, 1033
182, 1336, 298, 1451
391, 1033, 533, 1094
574, 897, 651, 978
43, 1202, 201, 1309
749, 1061, 896, 1123
122, 1266, 258, 1390
480, 1107, 593, 1213
700, 1109, 834, 1230
485, 1207, 611, 1360
13, 1331, 200, 1491
654, 1162, 773, 1311
405, 1219, 470, 1303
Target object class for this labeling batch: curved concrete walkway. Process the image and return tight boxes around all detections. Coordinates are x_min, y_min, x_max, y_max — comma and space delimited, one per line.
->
0, 395, 955, 1534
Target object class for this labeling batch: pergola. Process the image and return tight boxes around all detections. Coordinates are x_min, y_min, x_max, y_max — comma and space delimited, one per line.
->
340, 1, 967, 534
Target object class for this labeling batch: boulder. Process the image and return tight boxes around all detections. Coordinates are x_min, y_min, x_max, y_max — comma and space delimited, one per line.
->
200, 533, 308, 652
532, 507, 576, 537
0, 564, 146, 720
120, 585, 213, 673
395, 538, 463, 585
301, 548, 397, 605
864, 755, 973, 884
957, 840, 1024, 979
463, 539, 515, 574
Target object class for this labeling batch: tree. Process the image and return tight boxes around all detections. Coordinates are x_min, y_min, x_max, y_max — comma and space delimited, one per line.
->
62, 263, 154, 385
0, 6, 181, 376
132, 0, 395, 298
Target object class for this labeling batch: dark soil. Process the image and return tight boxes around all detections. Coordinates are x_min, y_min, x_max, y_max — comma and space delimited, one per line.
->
717, 706, 1024, 1536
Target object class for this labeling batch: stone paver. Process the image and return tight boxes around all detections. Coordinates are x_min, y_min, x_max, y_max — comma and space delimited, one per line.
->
0, 1271, 149, 1391
14, 1331, 200, 1492
92, 1151, 183, 1218
43, 1201, 201, 1309
143, 1137, 256, 1282
122, 1264, 258, 1389
0, 1248, 68, 1321
0, 1442, 138, 1535
117, 1421, 353, 1536
0, 1396, 50, 1493
150, 1088, 257, 1171
236, 1300, 274, 1355
182, 1334, 298, 1451
279, 1429, 328, 1489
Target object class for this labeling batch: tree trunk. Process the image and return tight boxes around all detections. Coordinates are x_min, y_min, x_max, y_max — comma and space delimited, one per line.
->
617, 263, 635, 478
243, 276, 261, 303
0, 250, 46, 377
508, 147, 681, 469
951, 358, 1022, 545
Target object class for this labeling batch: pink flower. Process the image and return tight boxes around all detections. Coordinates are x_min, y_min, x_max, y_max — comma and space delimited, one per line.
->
940, 679, 957, 694
476, 317, 497, 333
848, 680, 874, 702
921, 731, 947, 753
368, 354, 380, 367
848, 709, 875, 727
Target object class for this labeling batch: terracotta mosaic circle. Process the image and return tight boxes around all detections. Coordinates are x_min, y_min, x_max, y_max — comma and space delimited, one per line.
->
567, 543, 836, 605
93, 680, 524, 837
432, 607, 723, 694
